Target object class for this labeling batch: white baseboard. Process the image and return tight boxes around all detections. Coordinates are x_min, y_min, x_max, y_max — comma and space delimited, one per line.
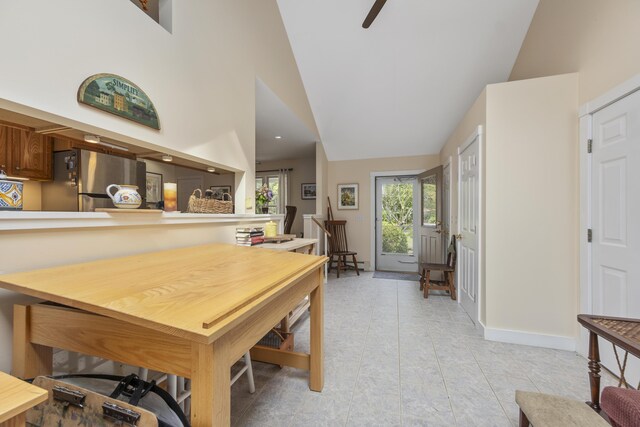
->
484, 327, 576, 351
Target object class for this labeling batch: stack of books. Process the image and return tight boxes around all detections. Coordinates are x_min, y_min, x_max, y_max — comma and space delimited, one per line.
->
236, 227, 265, 246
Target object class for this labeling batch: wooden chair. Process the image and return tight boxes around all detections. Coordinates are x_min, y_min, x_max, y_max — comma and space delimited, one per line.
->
325, 220, 359, 278
284, 205, 297, 235
419, 235, 457, 299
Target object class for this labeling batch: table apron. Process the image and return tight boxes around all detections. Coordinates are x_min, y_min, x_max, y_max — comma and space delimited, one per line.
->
27, 304, 193, 378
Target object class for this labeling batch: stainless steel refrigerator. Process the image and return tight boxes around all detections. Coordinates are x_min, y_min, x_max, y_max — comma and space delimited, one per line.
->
41, 149, 147, 211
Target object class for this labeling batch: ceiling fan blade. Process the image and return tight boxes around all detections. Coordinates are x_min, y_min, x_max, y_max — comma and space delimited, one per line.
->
362, 0, 388, 29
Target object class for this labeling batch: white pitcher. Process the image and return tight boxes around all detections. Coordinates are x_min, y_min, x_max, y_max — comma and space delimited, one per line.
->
106, 184, 142, 209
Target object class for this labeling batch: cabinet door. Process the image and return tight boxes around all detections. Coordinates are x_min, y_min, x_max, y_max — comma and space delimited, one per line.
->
11, 129, 52, 180
0, 126, 8, 171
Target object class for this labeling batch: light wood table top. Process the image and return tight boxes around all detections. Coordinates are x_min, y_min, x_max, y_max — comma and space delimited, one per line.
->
0, 243, 326, 344
260, 238, 318, 252
0, 371, 48, 424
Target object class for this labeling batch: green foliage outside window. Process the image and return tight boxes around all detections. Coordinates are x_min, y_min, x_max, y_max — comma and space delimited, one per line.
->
381, 182, 413, 254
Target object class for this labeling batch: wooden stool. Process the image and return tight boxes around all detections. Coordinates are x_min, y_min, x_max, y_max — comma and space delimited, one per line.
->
0, 371, 47, 427
516, 390, 609, 427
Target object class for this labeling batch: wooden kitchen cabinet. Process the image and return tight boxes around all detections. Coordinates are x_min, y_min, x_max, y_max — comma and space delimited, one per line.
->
0, 125, 52, 180
10, 129, 52, 180
0, 126, 8, 172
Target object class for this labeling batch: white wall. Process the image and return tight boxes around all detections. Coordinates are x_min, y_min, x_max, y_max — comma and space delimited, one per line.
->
485, 73, 579, 341
440, 74, 579, 346
0, 0, 318, 212
510, 0, 640, 104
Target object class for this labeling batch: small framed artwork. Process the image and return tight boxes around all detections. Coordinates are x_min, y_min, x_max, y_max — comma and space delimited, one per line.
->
210, 185, 232, 200
338, 183, 359, 210
301, 183, 316, 200
146, 172, 163, 204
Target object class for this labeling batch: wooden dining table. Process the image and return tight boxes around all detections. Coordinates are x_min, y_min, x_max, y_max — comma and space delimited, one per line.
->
0, 243, 327, 426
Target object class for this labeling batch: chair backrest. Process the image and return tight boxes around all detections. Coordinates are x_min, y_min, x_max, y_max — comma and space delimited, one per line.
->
284, 205, 297, 235
324, 220, 349, 254
446, 235, 457, 269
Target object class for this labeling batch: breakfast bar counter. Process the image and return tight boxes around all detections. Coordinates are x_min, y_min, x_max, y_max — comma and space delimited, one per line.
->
0, 243, 327, 426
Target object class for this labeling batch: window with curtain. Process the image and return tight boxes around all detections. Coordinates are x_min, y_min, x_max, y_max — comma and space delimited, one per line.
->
255, 175, 280, 214
255, 169, 290, 214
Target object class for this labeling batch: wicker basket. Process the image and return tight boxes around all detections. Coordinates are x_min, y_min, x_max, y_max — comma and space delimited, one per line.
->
186, 189, 233, 214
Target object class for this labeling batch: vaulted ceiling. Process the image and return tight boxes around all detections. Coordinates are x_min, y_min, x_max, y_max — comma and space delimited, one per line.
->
276, 0, 539, 161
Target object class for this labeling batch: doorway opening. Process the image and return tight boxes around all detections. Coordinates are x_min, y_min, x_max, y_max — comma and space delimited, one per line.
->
375, 175, 420, 273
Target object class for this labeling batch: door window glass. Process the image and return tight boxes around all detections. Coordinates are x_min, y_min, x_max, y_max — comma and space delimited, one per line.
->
381, 180, 414, 255
422, 175, 437, 225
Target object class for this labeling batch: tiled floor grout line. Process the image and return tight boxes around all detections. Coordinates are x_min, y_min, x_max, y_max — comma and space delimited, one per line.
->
472, 348, 516, 425
428, 306, 459, 426
343, 277, 376, 426
396, 281, 404, 426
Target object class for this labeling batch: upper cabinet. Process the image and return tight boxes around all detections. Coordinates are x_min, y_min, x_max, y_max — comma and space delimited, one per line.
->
0, 125, 52, 181
0, 126, 8, 171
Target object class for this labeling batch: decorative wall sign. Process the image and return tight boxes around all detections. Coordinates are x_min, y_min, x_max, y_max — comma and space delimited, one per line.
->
78, 74, 160, 130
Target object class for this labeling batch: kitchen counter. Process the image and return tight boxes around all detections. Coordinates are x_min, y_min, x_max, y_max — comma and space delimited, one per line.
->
0, 211, 283, 231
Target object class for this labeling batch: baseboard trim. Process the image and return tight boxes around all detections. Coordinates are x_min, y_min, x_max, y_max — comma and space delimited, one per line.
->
484, 327, 576, 351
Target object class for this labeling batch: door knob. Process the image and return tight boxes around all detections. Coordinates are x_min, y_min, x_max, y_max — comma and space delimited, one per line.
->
455, 234, 463, 240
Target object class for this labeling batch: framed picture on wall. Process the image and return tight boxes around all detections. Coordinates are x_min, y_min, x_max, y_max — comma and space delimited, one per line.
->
146, 172, 163, 204
337, 183, 359, 210
210, 185, 232, 200
301, 183, 316, 200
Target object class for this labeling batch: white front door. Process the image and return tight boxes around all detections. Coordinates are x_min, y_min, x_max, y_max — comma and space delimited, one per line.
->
591, 89, 640, 385
375, 176, 419, 272
458, 130, 481, 324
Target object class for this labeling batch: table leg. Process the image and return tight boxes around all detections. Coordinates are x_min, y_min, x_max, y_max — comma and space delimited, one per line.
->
309, 270, 324, 392
587, 331, 601, 410
12, 305, 52, 379
190, 339, 230, 426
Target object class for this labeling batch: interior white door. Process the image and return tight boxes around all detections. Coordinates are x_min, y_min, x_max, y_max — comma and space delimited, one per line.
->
375, 176, 419, 272
458, 133, 480, 324
418, 167, 443, 274
591, 89, 640, 386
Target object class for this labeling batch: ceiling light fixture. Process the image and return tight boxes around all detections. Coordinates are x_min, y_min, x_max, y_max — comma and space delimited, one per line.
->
97, 141, 129, 152
84, 134, 100, 144
275, 136, 282, 139
162, 155, 173, 162
207, 167, 216, 173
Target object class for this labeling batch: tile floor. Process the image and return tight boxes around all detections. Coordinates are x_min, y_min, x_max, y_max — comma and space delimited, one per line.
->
231, 272, 618, 426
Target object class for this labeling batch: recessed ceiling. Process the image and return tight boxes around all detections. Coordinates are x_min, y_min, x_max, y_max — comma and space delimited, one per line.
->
277, 0, 539, 161
255, 79, 318, 162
